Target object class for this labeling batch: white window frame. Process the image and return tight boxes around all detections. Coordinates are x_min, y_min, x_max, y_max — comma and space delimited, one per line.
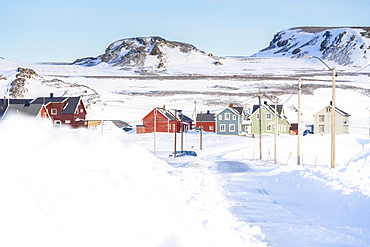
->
319, 125, 325, 133
232, 115, 237, 120
229, 124, 235, 132
225, 113, 230, 120
218, 115, 222, 120
319, 115, 325, 122
266, 124, 272, 131
51, 109, 57, 115
266, 113, 272, 120
209, 126, 214, 131
65, 120, 71, 124
256, 113, 260, 120
220, 124, 226, 132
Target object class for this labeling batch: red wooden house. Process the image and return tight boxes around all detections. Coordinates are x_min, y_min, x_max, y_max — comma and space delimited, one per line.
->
196, 111, 215, 132
32, 94, 87, 128
142, 107, 192, 133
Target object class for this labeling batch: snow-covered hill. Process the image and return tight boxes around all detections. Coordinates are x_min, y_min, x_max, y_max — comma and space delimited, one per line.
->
72, 36, 223, 71
253, 27, 370, 66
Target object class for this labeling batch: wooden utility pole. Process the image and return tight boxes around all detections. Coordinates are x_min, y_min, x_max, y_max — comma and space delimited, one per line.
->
258, 88, 262, 159
274, 98, 278, 164
200, 111, 203, 150
297, 79, 302, 165
154, 109, 157, 156
174, 110, 177, 158
181, 113, 184, 151
331, 68, 336, 169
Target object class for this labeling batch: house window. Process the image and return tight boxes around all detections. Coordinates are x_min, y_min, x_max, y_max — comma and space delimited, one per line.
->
51, 109, 57, 115
344, 117, 349, 125
54, 120, 62, 127
80, 109, 83, 113
266, 124, 272, 131
256, 113, 260, 120
319, 125, 325, 133
65, 120, 71, 124
266, 113, 272, 120
218, 115, 222, 120
229, 124, 235, 132
209, 126, 214, 131
245, 126, 248, 131
225, 113, 230, 120
220, 124, 226, 132
319, 115, 325, 122
233, 115, 237, 120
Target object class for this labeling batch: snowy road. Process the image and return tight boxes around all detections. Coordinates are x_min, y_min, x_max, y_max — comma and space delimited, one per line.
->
211, 159, 370, 247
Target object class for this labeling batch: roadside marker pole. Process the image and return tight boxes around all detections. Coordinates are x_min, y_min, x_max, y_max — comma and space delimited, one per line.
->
285, 152, 292, 166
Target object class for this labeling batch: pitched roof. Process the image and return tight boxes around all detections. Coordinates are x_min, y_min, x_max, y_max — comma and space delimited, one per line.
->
62, 97, 81, 114
31, 97, 67, 104
0, 99, 33, 119
178, 112, 193, 122
1, 103, 45, 119
326, 105, 351, 117
215, 106, 244, 116
153, 108, 177, 121
233, 107, 244, 115
252, 104, 283, 116
196, 112, 215, 122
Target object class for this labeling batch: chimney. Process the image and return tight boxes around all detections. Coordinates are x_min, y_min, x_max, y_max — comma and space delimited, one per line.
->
50, 93, 54, 98
229, 103, 233, 108
330, 101, 332, 106
163, 105, 166, 110
207, 110, 210, 114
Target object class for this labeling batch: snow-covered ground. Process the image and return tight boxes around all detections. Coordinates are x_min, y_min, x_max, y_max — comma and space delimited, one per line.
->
1, 56, 370, 246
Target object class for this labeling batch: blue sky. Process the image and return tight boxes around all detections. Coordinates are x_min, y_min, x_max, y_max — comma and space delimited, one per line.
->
1, 0, 370, 63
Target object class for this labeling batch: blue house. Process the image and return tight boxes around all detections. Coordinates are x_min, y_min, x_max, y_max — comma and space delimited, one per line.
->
215, 104, 250, 135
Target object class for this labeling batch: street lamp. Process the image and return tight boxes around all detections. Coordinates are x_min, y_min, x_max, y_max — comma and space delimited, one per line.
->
303, 55, 336, 169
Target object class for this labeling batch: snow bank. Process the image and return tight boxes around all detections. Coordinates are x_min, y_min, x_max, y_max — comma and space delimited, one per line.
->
0, 117, 266, 247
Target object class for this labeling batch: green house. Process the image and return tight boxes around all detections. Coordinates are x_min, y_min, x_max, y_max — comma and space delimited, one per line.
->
249, 101, 291, 135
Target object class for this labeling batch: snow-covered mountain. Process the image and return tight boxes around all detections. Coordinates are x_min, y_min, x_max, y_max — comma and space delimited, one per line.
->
72, 36, 223, 69
253, 27, 370, 66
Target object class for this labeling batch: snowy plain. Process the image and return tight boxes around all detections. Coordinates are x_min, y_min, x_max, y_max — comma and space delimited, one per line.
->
1, 55, 370, 246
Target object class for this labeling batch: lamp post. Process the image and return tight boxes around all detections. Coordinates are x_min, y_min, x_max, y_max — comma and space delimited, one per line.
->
303, 55, 336, 169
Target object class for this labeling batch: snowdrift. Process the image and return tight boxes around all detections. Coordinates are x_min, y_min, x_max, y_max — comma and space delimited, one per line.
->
0, 117, 266, 247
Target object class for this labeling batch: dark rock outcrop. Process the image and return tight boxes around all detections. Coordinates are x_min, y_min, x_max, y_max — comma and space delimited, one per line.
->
253, 27, 370, 66
72, 36, 222, 69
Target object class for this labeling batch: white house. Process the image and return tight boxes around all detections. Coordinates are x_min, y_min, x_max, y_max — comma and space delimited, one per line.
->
313, 103, 350, 134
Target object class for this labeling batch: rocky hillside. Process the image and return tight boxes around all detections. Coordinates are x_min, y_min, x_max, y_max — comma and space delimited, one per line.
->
253, 27, 370, 66
72, 36, 223, 69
